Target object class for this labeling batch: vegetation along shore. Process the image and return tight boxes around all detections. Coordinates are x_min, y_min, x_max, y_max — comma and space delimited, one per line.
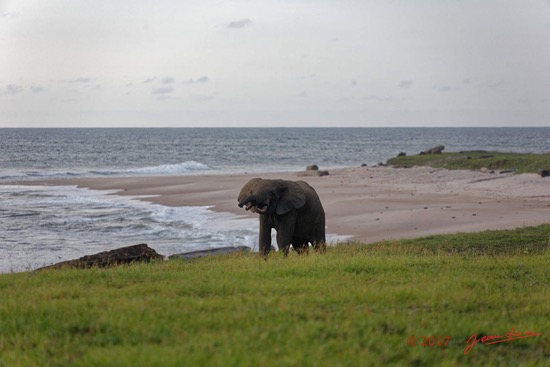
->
387, 150, 550, 175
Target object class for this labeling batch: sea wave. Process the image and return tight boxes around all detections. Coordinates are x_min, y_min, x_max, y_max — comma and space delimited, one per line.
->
0, 170, 80, 181
0, 184, 257, 273
0, 161, 212, 182
90, 161, 212, 176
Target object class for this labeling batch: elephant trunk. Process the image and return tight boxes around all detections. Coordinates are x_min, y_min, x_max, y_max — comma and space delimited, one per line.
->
238, 195, 269, 214
238, 195, 255, 209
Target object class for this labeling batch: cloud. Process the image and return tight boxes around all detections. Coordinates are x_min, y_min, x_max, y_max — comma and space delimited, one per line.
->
398, 80, 413, 89
1, 82, 50, 97
364, 95, 392, 102
151, 86, 174, 100
485, 80, 504, 89
297, 74, 318, 80
337, 97, 354, 103
195, 94, 215, 102
65, 77, 92, 84
1, 12, 20, 20
31, 84, 45, 94
435, 85, 452, 92
4, 84, 24, 95
143, 77, 178, 98
462, 78, 504, 89
152, 86, 174, 95
187, 76, 209, 84
228, 19, 252, 29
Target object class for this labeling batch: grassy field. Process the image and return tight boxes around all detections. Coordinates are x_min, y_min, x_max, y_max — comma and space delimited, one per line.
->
1, 225, 549, 367
386, 151, 550, 174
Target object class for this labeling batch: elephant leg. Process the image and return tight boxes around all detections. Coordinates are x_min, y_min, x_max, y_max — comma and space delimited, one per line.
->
292, 237, 309, 255
275, 213, 297, 256
312, 240, 326, 253
276, 230, 292, 256
312, 228, 327, 253
258, 216, 272, 257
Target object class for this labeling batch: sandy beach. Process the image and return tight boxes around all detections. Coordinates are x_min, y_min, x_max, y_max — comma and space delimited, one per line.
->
32, 166, 550, 244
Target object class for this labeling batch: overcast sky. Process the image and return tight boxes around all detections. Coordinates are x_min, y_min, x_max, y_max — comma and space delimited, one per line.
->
1, 0, 549, 127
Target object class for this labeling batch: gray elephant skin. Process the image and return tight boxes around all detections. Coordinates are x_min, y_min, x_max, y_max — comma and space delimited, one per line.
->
237, 178, 326, 256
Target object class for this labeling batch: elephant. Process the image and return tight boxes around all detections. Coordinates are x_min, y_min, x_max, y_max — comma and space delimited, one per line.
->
237, 178, 326, 256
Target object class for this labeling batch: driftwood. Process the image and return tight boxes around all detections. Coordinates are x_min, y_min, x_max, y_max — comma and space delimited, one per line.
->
36, 244, 164, 271
169, 246, 250, 260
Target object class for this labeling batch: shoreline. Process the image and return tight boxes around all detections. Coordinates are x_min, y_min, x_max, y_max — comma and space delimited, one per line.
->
20, 166, 550, 244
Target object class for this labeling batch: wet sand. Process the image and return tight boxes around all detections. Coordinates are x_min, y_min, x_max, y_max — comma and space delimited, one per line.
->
29, 166, 550, 244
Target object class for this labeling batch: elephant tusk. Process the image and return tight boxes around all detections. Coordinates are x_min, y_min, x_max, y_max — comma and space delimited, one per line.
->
238, 195, 268, 214
255, 205, 268, 214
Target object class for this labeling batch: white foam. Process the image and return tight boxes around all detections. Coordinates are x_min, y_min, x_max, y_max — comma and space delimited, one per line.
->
94, 161, 211, 176
0, 161, 212, 182
0, 185, 350, 273
0, 185, 258, 272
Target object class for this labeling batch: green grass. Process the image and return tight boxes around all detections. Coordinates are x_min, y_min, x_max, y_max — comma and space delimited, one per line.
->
386, 151, 550, 174
1, 225, 549, 366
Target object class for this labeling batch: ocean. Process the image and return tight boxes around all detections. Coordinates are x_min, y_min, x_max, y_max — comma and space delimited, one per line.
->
1, 127, 549, 273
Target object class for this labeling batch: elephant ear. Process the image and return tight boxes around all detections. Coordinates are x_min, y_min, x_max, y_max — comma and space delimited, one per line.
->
276, 181, 306, 215
238, 178, 262, 203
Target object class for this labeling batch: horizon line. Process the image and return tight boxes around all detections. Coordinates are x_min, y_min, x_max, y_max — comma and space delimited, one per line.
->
1, 125, 548, 129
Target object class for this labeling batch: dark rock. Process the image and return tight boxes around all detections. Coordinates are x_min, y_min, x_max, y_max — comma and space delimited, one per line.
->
361, 163, 368, 167
397, 152, 406, 157
306, 165, 319, 171
422, 145, 445, 154
297, 170, 330, 177
169, 246, 250, 260
36, 244, 164, 271
538, 169, 549, 177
